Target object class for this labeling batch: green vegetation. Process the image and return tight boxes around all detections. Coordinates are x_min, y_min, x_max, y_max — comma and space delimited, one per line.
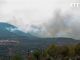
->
10, 43, 80, 60
12, 53, 23, 60
27, 43, 80, 60
1, 43, 80, 60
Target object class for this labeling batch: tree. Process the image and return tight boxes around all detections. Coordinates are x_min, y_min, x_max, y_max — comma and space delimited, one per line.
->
12, 53, 23, 60
75, 43, 80, 56
46, 44, 58, 60
32, 49, 41, 60
58, 46, 69, 60
75, 43, 80, 60
68, 45, 75, 60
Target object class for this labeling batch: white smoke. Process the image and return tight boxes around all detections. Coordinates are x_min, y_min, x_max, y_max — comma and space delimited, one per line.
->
0, 0, 80, 39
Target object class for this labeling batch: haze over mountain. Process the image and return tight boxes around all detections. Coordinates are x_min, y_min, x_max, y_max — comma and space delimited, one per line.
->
0, 0, 80, 39
0, 22, 36, 39
0, 22, 80, 48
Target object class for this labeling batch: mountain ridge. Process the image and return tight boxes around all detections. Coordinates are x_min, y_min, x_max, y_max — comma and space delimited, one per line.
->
0, 22, 80, 48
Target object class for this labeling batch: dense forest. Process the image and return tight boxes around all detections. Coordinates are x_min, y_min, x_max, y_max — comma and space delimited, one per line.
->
26, 43, 80, 60
6, 43, 80, 60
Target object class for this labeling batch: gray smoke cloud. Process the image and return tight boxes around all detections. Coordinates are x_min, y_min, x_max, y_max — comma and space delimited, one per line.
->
38, 8, 80, 39
0, 0, 80, 40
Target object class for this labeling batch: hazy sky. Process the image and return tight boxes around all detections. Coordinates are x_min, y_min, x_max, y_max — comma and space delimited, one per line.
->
0, 0, 76, 23
0, 0, 80, 39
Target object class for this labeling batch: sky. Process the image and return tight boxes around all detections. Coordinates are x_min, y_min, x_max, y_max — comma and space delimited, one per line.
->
0, 0, 80, 39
